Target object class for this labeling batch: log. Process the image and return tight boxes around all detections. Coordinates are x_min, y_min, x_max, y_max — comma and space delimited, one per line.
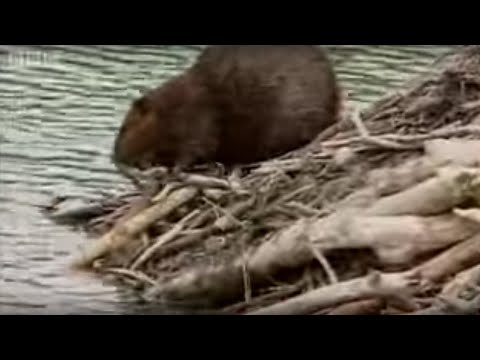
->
416, 232, 480, 284
327, 299, 384, 315
144, 166, 480, 306
250, 213, 479, 269
425, 139, 480, 167
367, 157, 436, 197
71, 186, 198, 269
442, 263, 480, 298
248, 271, 420, 315
144, 213, 479, 306
249, 232, 480, 316
364, 166, 480, 216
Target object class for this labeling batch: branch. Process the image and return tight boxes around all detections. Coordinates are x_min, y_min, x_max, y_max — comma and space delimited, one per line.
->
71, 186, 198, 269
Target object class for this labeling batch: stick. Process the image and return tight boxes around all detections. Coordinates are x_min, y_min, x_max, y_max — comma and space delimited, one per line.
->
71, 186, 198, 269
327, 299, 384, 315
322, 126, 480, 149
415, 232, 480, 284
101, 267, 157, 287
223, 284, 304, 314
130, 209, 200, 270
309, 243, 338, 284
348, 109, 413, 150
367, 157, 437, 197
248, 271, 420, 315
425, 139, 480, 167
442, 263, 480, 298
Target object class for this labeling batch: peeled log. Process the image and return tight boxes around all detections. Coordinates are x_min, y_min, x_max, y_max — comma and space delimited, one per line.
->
365, 167, 480, 216
416, 232, 480, 284
71, 186, 198, 269
425, 139, 480, 167
145, 213, 479, 306
365, 140, 480, 198
367, 157, 437, 197
145, 167, 480, 306
248, 272, 420, 315
442, 263, 480, 299
250, 213, 479, 269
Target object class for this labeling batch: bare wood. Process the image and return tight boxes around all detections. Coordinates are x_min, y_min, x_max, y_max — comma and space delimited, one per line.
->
101, 267, 157, 286
453, 208, 480, 224
367, 157, 437, 197
251, 230, 480, 316
71, 186, 198, 269
212, 197, 256, 232
176, 173, 236, 191
348, 108, 412, 150
250, 213, 479, 270
442, 263, 480, 298
143, 213, 478, 307
309, 243, 338, 284
130, 210, 200, 270
143, 166, 480, 305
248, 271, 420, 315
224, 284, 303, 314
143, 163, 480, 307
147, 229, 210, 260
425, 139, 480, 167
365, 166, 480, 216
322, 126, 480, 149
410, 296, 480, 315
328, 299, 384, 315
415, 232, 480, 284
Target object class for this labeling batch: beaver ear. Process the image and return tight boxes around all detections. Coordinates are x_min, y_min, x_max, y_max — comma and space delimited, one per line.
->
133, 97, 149, 114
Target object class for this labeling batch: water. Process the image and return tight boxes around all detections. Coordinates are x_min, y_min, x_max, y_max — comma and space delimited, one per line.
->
0, 45, 453, 314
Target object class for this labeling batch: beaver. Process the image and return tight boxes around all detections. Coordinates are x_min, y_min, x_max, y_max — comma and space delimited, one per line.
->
112, 45, 341, 179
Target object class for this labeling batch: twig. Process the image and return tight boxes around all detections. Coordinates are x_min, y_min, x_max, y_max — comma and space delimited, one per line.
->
284, 201, 325, 218
348, 109, 413, 150
223, 284, 304, 314
327, 299, 384, 315
148, 229, 210, 261
242, 259, 252, 304
130, 209, 200, 270
212, 197, 256, 232
71, 186, 198, 269
203, 196, 245, 229
175, 173, 235, 191
101, 267, 157, 287
309, 243, 338, 284
323, 125, 480, 149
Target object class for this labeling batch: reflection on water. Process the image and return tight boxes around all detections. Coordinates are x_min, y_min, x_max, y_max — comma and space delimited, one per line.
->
0, 45, 453, 314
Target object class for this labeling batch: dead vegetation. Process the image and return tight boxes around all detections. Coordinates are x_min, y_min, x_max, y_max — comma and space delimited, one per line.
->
45, 45, 480, 315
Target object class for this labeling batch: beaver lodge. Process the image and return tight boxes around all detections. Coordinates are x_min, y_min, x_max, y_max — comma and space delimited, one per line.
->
45, 46, 480, 315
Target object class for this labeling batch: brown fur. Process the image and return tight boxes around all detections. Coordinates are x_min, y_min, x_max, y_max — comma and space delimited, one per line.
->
113, 45, 341, 172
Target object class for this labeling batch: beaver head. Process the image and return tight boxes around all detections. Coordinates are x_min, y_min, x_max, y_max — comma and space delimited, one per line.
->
113, 95, 161, 169
112, 73, 220, 172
